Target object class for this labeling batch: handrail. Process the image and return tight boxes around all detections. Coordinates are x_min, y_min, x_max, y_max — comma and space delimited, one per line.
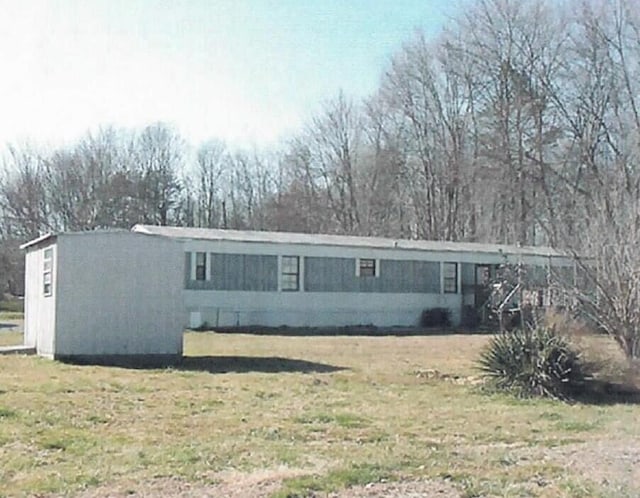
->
498, 282, 522, 315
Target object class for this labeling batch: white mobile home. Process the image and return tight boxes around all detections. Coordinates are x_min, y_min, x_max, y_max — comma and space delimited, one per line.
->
21, 231, 183, 363
21, 225, 572, 362
133, 225, 571, 329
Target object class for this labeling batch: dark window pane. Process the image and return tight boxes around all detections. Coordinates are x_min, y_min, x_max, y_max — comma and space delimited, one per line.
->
195, 252, 207, 281
443, 262, 458, 293
359, 258, 376, 277
43, 271, 52, 296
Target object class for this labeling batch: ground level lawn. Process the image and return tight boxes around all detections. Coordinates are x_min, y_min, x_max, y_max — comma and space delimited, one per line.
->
1, 332, 639, 497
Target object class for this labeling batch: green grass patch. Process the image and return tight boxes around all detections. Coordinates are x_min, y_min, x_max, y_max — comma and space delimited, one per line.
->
555, 419, 600, 432
0, 298, 24, 314
274, 463, 393, 497
0, 311, 23, 320
293, 412, 368, 428
0, 407, 17, 418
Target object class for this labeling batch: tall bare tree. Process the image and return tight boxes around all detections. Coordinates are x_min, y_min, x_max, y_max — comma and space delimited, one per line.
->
194, 140, 228, 228
134, 123, 184, 226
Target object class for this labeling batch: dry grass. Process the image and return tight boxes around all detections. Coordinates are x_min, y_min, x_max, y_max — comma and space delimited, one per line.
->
0, 331, 639, 497
0, 313, 23, 347
0, 331, 22, 347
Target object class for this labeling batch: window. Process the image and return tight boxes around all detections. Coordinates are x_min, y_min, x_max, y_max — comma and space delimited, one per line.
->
443, 262, 458, 294
195, 252, 207, 281
281, 256, 299, 291
43, 247, 53, 297
358, 258, 376, 277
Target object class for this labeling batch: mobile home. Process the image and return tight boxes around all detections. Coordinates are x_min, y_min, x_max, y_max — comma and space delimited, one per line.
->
133, 225, 571, 329
21, 225, 572, 362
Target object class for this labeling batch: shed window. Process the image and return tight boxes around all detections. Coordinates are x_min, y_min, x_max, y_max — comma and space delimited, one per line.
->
443, 262, 458, 294
195, 252, 207, 281
358, 258, 377, 277
43, 248, 53, 297
281, 256, 299, 291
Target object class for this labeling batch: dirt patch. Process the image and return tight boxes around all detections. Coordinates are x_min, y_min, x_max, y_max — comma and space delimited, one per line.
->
461, 438, 640, 494
544, 438, 640, 491
72, 467, 308, 498
72, 474, 462, 498
328, 479, 462, 497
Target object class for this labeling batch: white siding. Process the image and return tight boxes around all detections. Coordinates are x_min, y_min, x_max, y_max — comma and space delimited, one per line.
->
53, 232, 183, 358
185, 290, 462, 328
23, 243, 57, 357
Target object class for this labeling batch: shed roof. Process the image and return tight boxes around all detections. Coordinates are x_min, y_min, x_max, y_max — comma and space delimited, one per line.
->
20, 229, 146, 250
132, 224, 564, 258
19, 233, 57, 250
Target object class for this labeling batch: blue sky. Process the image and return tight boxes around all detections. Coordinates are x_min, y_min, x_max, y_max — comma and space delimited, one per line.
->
0, 0, 456, 149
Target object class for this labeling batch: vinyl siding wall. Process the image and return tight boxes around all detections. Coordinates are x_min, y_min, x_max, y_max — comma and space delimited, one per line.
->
183, 249, 456, 327
185, 252, 277, 291
181, 239, 575, 328
304, 257, 440, 293
185, 254, 440, 294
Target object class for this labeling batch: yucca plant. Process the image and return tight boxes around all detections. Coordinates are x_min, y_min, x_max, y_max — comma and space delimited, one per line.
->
478, 325, 587, 400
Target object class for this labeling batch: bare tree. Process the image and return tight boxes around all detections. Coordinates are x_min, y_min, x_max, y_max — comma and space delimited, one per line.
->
0, 145, 51, 238
547, 0, 640, 361
195, 140, 228, 228
304, 92, 362, 233
268, 140, 333, 233
134, 123, 184, 226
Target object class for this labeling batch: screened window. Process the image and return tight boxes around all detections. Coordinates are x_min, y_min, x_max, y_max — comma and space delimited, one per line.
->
43, 247, 53, 297
195, 252, 207, 281
443, 262, 458, 294
359, 258, 376, 277
281, 256, 299, 291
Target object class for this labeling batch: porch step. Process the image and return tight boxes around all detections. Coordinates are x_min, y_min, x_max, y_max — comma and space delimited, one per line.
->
0, 345, 36, 355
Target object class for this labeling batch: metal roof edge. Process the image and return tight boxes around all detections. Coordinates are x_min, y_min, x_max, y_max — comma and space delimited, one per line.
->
21, 229, 143, 250
20, 233, 57, 250
132, 225, 567, 259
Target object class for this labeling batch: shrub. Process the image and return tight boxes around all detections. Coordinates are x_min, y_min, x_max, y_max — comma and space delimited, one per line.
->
478, 325, 587, 400
421, 307, 451, 328
461, 305, 480, 329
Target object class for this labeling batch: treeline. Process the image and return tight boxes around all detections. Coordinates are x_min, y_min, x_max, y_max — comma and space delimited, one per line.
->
2, 0, 640, 295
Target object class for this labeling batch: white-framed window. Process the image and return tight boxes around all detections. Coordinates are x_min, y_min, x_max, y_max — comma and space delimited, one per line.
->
43, 247, 53, 297
443, 262, 458, 294
281, 256, 300, 291
359, 258, 376, 277
195, 252, 207, 281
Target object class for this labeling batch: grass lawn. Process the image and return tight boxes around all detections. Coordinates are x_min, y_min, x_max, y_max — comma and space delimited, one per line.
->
1, 331, 639, 497
0, 311, 23, 347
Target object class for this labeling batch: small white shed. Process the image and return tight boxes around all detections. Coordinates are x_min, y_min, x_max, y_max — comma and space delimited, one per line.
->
21, 231, 183, 364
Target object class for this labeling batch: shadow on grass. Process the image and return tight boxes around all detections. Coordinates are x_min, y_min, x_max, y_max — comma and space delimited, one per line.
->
0, 322, 18, 330
196, 326, 491, 337
178, 355, 346, 374
572, 379, 640, 405
60, 355, 346, 374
